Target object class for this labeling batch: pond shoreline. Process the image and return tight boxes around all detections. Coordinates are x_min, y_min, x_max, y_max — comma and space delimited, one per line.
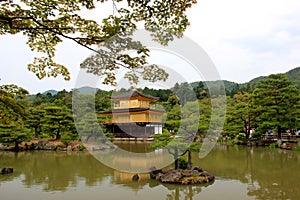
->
0, 139, 85, 152
1, 137, 299, 152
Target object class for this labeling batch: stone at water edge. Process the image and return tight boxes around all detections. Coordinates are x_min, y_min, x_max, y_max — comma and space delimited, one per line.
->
67, 145, 72, 151
149, 166, 163, 179
159, 169, 183, 183
1, 168, 13, 174
132, 174, 139, 181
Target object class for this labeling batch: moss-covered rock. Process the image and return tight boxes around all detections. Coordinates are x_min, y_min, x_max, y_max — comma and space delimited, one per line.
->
154, 166, 214, 185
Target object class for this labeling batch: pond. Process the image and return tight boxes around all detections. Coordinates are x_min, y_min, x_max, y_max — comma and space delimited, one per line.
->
0, 144, 299, 200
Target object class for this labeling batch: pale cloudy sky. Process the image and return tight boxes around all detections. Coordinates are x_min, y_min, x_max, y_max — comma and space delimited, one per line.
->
1, 0, 300, 94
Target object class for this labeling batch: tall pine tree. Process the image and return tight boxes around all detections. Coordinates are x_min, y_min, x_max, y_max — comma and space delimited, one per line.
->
252, 74, 300, 138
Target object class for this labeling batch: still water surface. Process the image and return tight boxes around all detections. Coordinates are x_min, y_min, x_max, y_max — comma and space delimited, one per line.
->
0, 144, 299, 200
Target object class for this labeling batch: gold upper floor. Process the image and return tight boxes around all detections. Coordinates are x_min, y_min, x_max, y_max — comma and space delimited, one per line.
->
113, 99, 156, 109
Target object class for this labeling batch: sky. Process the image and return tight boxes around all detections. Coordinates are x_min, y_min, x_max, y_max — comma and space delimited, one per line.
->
1, 0, 300, 94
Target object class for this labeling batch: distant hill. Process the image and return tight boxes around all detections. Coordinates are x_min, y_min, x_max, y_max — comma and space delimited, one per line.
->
42, 89, 58, 95
75, 86, 98, 94
285, 67, 300, 88
39, 86, 98, 95
245, 66, 300, 88
36, 66, 300, 96
190, 80, 237, 90
247, 76, 267, 85
192, 66, 300, 91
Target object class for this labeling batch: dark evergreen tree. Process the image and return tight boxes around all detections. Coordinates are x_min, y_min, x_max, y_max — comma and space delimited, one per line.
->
252, 74, 300, 138
193, 81, 208, 100
42, 106, 75, 140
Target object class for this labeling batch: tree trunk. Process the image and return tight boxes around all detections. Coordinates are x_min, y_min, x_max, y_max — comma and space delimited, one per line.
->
246, 106, 251, 140
56, 130, 61, 140
174, 147, 179, 170
244, 120, 248, 139
187, 150, 192, 170
278, 126, 281, 139
34, 126, 39, 138
14, 141, 19, 152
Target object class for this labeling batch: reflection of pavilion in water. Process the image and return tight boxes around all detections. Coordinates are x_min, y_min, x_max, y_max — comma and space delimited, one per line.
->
97, 90, 164, 138
112, 170, 204, 199
93, 148, 171, 173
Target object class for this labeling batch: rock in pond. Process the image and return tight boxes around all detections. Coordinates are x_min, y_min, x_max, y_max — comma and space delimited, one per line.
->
0, 143, 5, 151
149, 166, 163, 179
151, 166, 214, 185
132, 174, 139, 181
1, 168, 13, 174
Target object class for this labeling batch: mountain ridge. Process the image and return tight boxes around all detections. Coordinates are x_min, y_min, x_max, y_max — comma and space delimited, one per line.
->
39, 66, 300, 95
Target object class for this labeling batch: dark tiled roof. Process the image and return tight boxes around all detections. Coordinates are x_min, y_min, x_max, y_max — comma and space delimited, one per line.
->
111, 90, 159, 100
97, 108, 164, 114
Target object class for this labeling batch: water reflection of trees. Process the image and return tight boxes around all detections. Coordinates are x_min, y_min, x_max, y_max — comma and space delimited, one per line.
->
162, 183, 210, 200
247, 149, 300, 200
193, 145, 300, 200
1, 146, 300, 199
0, 151, 113, 191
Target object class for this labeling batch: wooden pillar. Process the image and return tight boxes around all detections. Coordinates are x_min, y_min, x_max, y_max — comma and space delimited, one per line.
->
130, 123, 132, 137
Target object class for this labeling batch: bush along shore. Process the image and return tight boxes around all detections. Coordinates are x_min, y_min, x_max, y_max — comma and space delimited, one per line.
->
0, 139, 86, 152
0, 139, 118, 152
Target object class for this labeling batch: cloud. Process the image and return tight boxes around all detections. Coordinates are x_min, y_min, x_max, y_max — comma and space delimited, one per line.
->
1, 0, 300, 93
185, 0, 300, 83
0, 34, 92, 94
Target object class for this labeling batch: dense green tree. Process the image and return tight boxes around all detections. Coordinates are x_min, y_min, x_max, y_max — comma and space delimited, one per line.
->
198, 98, 211, 135
229, 83, 241, 97
0, 0, 196, 84
0, 84, 30, 151
178, 101, 201, 168
42, 105, 75, 140
95, 89, 112, 111
167, 94, 180, 106
223, 98, 243, 138
164, 104, 181, 133
53, 89, 73, 108
75, 112, 113, 143
31, 92, 54, 106
0, 123, 30, 151
224, 93, 259, 139
0, 84, 29, 98
252, 74, 300, 137
72, 92, 96, 116
141, 87, 172, 102
0, 89, 25, 124
162, 94, 180, 112
193, 81, 208, 100
172, 82, 196, 105
153, 101, 200, 169
25, 107, 45, 138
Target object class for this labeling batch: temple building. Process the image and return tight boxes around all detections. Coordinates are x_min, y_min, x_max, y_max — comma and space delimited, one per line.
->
97, 90, 164, 138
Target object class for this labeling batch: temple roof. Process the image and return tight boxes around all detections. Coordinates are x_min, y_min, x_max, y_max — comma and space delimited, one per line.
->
97, 108, 164, 114
110, 90, 159, 101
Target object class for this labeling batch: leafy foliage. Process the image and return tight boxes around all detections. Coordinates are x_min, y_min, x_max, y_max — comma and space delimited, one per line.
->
292, 145, 300, 151
0, 84, 30, 150
1, 69, 300, 151
42, 105, 75, 140
0, 0, 197, 84
25, 108, 45, 138
223, 92, 259, 139
252, 74, 300, 137
0, 124, 31, 151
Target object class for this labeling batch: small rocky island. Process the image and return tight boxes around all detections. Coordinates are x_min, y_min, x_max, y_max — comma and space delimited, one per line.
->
149, 166, 214, 185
